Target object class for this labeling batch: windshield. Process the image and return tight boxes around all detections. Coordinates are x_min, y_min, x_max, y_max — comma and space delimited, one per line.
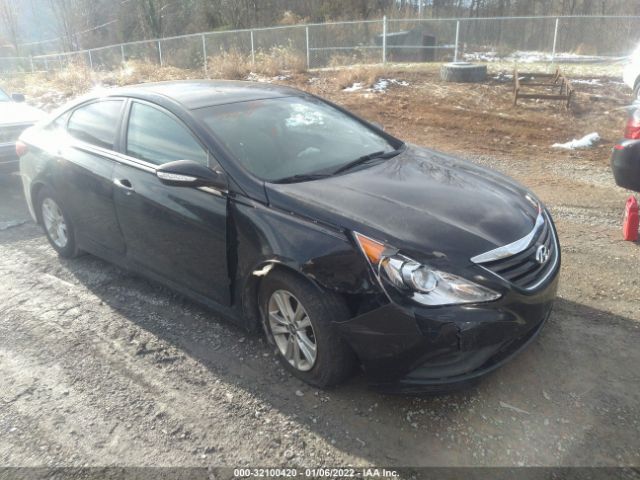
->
0, 88, 10, 102
196, 96, 397, 181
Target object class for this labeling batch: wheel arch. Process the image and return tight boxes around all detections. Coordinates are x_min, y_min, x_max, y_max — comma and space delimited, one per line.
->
30, 181, 48, 224
240, 260, 324, 335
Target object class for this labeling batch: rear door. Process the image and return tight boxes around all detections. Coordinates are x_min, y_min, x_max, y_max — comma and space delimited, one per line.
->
112, 100, 230, 305
58, 99, 127, 254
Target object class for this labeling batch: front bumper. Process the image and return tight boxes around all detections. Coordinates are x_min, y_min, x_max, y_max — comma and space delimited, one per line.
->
611, 139, 640, 192
337, 267, 559, 394
0, 143, 18, 174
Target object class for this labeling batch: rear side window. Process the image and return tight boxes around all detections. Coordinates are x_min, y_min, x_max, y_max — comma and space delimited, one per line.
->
126, 102, 208, 166
67, 100, 123, 150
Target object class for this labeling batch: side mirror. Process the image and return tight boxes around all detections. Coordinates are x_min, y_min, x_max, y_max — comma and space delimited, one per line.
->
11, 93, 25, 103
156, 160, 227, 189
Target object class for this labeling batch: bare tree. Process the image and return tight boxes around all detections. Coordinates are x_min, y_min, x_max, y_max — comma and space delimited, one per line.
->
0, 0, 20, 54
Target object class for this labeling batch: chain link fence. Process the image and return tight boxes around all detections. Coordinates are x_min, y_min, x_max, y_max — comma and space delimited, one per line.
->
1, 15, 639, 75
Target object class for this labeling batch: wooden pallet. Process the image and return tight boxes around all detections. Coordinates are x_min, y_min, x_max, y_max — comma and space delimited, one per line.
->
513, 67, 573, 108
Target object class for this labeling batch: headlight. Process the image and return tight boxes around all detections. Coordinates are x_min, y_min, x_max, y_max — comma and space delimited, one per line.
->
355, 232, 501, 307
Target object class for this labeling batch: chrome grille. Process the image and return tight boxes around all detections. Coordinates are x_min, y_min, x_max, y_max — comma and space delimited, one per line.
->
0, 124, 29, 144
473, 211, 558, 291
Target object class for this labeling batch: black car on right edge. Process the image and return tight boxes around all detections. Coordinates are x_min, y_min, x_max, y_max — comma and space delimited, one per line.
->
612, 103, 640, 192
19, 81, 560, 393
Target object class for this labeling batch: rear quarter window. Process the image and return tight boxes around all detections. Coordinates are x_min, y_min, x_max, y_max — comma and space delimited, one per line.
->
67, 100, 123, 150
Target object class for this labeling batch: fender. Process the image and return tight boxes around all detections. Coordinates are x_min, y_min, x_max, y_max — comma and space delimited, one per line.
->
229, 196, 386, 331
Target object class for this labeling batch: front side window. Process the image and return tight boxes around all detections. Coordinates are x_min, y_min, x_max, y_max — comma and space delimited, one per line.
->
126, 102, 208, 166
67, 100, 123, 150
195, 96, 397, 181
0, 88, 10, 102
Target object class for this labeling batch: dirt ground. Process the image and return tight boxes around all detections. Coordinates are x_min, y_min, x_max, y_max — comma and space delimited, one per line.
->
1, 65, 639, 469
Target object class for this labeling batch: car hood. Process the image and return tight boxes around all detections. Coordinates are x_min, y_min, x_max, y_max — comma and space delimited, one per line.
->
0, 102, 45, 125
265, 145, 540, 263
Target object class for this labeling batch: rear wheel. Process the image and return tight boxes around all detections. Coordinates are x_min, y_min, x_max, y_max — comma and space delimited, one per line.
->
37, 187, 78, 258
259, 270, 357, 388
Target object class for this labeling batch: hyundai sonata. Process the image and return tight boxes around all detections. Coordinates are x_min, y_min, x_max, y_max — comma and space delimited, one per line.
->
18, 81, 559, 393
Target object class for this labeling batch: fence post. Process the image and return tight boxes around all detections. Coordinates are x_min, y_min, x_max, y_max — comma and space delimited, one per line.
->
120, 44, 125, 64
551, 17, 559, 63
88, 50, 93, 70
382, 15, 387, 65
250, 30, 255, 66
305, 26, 310, 69
158, 40, 163, 67
202, 34, 207, 76
454, 20, 460, 62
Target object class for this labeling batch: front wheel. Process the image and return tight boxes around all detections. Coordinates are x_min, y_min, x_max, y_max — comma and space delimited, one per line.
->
37, 187, 79, 258
259, 270, 357, 388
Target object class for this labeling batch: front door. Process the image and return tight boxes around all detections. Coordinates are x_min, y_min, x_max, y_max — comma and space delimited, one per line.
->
112, 100, 230, 305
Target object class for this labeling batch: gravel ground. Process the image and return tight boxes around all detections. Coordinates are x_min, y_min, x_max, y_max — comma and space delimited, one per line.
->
1, 154, 639, 470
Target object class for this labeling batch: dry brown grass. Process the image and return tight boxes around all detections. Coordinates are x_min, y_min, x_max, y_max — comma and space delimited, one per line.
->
96, 60, 197, 87
332, 64, 387, 89
207, 44, 306, 79
1, 60, 202, 111
2, 47, 308, 107
206, 51, 252, 79
257, 44, 306, 75
3, 60, 94, 103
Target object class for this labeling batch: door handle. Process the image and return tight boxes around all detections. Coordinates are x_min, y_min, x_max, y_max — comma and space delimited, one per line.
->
114, 178, 135, 194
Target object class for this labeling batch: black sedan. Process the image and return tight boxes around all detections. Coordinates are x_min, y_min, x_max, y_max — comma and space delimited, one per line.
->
18, 81, 560, 393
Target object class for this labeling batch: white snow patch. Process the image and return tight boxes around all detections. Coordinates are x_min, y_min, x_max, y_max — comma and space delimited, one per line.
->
465, 50, 622, 64
493, 72, 525, 82
246, 72, 272, 83
571, 78, 601, 85
344, 78, 409, 93
343, 82, 364, 92
371, 78, 409, 92
552, 132, 600, 150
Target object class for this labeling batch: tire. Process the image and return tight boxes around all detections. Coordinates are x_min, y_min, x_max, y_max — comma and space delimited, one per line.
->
259, 269, 357, 388
36, 186, 79, 258
440, 62, 487, 83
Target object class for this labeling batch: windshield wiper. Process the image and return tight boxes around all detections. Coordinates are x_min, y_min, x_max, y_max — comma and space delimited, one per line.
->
275, 172, 333, 184
332, 148, 402, 175
275, 146, 404, 183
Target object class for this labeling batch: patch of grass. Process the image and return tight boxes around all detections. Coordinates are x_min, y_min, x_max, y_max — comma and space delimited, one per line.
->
206, 50, 252, 79
206, 43, 306, 79
332, 64, 387, 89
254, 44, 306, 76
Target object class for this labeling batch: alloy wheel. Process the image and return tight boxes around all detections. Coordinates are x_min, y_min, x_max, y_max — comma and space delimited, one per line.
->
41, 198, 68, 248
268, 289, 317, 371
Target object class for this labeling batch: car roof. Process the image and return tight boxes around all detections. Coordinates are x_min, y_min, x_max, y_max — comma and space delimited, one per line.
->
102, 80, 306, 110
